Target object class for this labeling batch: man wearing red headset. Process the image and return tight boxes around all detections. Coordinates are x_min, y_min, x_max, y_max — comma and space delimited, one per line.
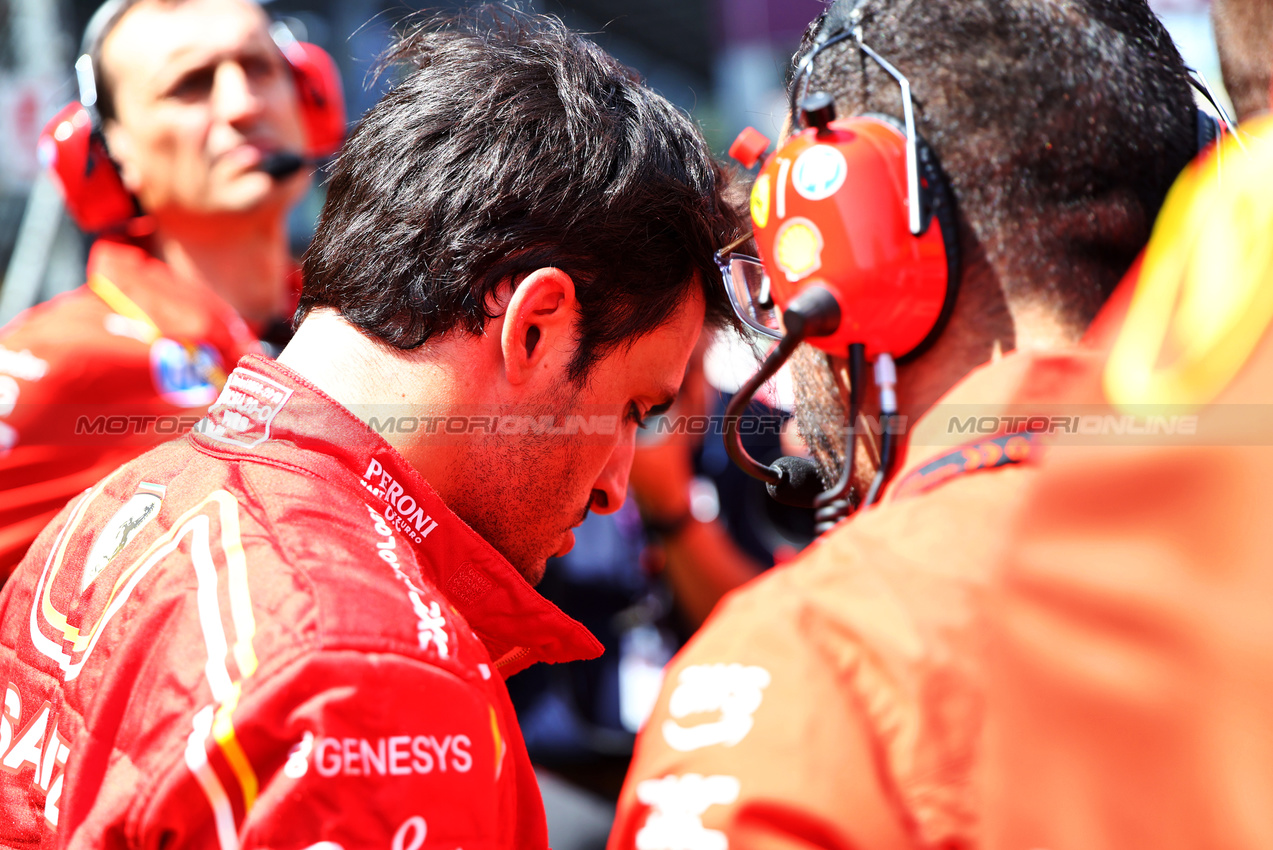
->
0, 0, 344, 580
609, 0, 1207, 847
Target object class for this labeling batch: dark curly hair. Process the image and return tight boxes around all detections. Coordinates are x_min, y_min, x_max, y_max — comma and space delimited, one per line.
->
299, 5, 744, 381
792, 0, 1197, 330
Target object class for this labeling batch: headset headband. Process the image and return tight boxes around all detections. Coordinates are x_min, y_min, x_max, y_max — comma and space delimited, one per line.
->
1187, 68, 1236, 129
77, 0, 132, 115
790, 11, 927, 236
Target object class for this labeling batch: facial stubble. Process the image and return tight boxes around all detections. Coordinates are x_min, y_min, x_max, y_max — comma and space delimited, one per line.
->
460, 389, 588, 586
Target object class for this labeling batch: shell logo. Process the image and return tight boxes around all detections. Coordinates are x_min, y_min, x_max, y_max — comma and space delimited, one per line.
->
774, 217, 823, 282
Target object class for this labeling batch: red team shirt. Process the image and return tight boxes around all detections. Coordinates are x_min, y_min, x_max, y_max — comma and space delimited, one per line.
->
0, 237, 266, 580
0, 355, 602, 847
609, 348, 1101, 850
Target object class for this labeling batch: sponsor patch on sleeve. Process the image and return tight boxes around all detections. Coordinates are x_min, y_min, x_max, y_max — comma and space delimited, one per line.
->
80, 482, 166, 592
891, 431, 1036, 501
791, 144, 848, 201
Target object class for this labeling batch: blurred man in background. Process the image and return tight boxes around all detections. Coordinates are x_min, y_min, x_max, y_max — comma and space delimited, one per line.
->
610, 0, 1200, 847
0, 0, 330, 578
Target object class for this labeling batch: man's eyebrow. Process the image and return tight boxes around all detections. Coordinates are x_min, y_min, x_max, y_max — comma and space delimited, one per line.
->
156, 30, 277, 72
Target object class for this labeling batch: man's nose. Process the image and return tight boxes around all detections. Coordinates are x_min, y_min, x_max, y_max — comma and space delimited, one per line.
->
212, 62, 264, 126
589, 438, 634, 515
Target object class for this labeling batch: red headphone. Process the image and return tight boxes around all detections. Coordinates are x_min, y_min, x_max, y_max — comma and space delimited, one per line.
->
731, 44, 1228, 364
38, 15, 346, 233
726, 48, 959, 364
720, 23, 960, 522
733, 110, 957, 362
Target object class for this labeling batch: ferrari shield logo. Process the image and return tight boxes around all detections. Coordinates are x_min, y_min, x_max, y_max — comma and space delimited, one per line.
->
81, 482, 166, 592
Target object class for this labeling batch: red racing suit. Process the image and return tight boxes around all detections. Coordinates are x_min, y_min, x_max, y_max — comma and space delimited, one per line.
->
0, 354, 603, 848
609, 348, 1099, 850
0, 237, 266, 580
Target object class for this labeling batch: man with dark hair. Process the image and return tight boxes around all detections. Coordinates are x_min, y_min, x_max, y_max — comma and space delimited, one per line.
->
1213, 0, 1273, 123
610, 1, 1197, 847
300, 19, 736, 382
0, 0, 321, 578
0, 8, 740, 847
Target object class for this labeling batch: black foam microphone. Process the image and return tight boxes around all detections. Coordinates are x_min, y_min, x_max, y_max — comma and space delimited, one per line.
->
724, 285, 845, 510
258, 151, 306, 179
767, 455, 825, 508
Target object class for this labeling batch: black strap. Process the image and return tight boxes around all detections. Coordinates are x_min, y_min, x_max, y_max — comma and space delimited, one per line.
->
1196, 106, 1220, 154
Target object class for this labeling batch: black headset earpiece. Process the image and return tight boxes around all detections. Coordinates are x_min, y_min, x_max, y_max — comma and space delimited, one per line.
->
1196, 106, 1221, 154
1185, 69, 1235, 156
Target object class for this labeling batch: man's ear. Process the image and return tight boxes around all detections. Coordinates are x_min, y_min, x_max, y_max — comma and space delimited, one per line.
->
500, 267, 579, 386
101, 121, 142, 193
